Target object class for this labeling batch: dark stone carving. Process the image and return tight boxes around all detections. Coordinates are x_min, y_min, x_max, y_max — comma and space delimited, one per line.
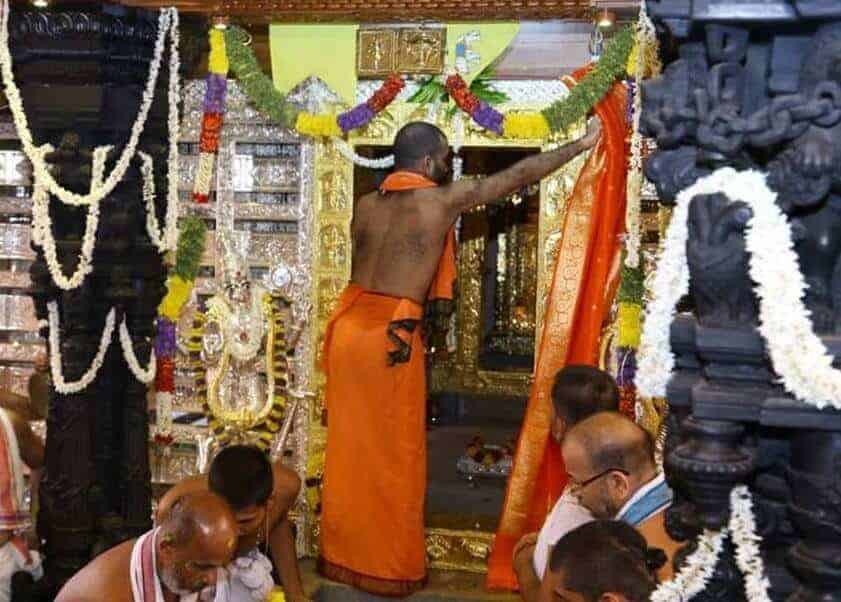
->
643, 3, 841, 600
8, 4, 201, 595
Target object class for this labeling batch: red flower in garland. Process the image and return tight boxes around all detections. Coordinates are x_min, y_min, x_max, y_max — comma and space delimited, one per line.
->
155, 357, 175, 392
444, 73, 468, 92
366, 74, 405, 114
451, 86, 480, 115
445, 73, 480, 115
199, 112, 223, 153
618, 383, 636, 420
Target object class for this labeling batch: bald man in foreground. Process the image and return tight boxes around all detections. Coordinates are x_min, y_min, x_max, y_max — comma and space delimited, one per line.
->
56, 492, 238, 602
561, 412, 682, 580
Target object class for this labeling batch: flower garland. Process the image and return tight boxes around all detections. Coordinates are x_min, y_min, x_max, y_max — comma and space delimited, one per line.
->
444, 25, 634, 139
30, 145, 110, 290
224, 26, 299, 129
155, 217, 207, 432
137, 151, 179, 253
650, 528, 726, 602
47, 301, 116, 395
615, 3, 661, 429
220, 23, 629, 149
119, 318, 156, 384
637, 167, 841, 410
647, 484, 771, 601
164, 11, 181, 249
0, 1, 179, 208
330, 138, 394, 169
729, 485, 772, 602
624, 4, 659, 270
296, 73, 405, 138
193, 29, 229, 204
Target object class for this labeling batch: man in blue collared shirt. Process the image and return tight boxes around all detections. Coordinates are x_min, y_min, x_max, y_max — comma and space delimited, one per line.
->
561, 412, 681, 582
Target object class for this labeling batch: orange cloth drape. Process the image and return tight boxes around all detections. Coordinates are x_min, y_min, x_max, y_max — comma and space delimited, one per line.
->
319, 171, 457, 597
319, 285, 428, 596
486, 77, 628, 590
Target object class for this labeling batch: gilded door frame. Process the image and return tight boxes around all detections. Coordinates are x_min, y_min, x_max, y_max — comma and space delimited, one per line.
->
304, 101, 586, 569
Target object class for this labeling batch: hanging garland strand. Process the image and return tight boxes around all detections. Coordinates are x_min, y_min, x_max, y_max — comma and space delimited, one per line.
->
223, 21, 631, 142
154, 216, 207, 437
224, 25, 299, 129
541, 25, 634, 134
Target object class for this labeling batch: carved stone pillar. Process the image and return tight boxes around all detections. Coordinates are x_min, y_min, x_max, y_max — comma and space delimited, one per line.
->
9, 5, 188, 590
786, 429, 841, 601
666, 417, 754, 600
757, 404, 841, 602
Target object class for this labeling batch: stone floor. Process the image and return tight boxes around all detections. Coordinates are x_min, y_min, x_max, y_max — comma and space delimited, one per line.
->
301, 561, 520, 602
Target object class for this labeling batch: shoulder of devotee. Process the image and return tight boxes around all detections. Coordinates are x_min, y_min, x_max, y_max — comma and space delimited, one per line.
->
55, 539, 135, 602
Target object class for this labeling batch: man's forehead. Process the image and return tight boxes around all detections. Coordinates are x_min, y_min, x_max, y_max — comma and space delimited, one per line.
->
561, 436, 588, 470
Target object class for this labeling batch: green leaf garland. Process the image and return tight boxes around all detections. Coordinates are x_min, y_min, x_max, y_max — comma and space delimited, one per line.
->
541, 26, 634, 133
173, 216, 207, 282
618, 263, 645, 306
224, 26, 299, 128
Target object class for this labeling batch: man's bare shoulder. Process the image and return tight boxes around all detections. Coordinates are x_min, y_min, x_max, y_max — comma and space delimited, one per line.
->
56, 539, 135, 602
156, 473, 208, 521
269, 462, 301, 524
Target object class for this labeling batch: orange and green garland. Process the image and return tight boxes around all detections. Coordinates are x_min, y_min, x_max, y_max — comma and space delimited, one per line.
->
220, 21, 634, 142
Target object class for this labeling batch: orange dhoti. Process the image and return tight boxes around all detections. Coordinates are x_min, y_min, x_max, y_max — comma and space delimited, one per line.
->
319, 284, 428, 596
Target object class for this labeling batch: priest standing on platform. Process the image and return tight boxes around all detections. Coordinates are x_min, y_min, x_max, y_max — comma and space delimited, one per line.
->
319, 119, 602, 596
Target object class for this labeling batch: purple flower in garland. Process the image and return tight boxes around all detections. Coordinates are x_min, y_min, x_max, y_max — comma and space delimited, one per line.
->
155, 317, 177, 358
338, 103, 376, 133
472, 101, 504, 135
203, 73, 228, 114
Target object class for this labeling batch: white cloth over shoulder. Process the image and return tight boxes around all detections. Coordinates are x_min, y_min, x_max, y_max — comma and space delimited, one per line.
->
226, 548, 275, 601
130, 529, 230, 602
532, 488, 593, 579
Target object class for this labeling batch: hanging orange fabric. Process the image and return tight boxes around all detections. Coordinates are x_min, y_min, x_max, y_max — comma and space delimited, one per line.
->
486, 76, 628, 590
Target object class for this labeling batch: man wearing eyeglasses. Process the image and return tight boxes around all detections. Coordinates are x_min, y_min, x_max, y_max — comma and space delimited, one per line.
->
560, 412, 680, 581
512, 366, 620, 602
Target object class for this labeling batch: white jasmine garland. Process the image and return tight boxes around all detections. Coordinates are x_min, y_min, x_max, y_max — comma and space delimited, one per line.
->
163, 6, 181, 251
30, 145, 111, 290
137, 150, 179, 253
729, 486, 772, 602
624, 2, 658, 268
48, 301, 116, 395
193, 152, 215, 198
452, 112, 465, 182
650, 529, 726, 602
156, 392, 173, 431
637, 166, 841, 409
331, 138, 394, 169
0, 1, 180, 208
119, 317, 156, 384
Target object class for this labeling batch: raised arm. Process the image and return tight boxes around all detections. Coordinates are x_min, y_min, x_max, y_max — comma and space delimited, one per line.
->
445, 119, 601, 216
